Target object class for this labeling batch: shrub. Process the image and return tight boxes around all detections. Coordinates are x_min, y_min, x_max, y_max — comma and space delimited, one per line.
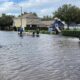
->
62, 30, 80, 37
13, 26, 18, 31
25, 26, 48, 31
40, 30, 49, 34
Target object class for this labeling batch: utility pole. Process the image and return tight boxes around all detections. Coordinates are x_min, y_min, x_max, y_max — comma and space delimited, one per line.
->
20, 6, 22, 27
13, 3, 23, 28
17, 0, 22, 27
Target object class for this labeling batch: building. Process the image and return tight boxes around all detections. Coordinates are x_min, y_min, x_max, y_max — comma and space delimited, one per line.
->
40, 20, 53, 28
51, 18, 65, 30
13, 13, 41, 29
13, 14, 66, 31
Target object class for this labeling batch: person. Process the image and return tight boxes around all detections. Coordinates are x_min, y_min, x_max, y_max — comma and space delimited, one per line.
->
36, 28, 40, 37
19, 27, 23, 37
32, 30, 35, 37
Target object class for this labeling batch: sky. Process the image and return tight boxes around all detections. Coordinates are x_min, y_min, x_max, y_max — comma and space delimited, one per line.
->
0, 0, 80, 17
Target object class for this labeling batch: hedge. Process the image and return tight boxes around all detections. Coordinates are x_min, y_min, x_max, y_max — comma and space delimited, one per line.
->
62, 30, 80, 37
25, 26, 48, 31
25, 30, 55, 34
40, 30, 50, 34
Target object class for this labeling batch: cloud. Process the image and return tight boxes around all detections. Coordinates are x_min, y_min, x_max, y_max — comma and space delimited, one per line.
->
18, 0, 61, 17
0, 1, 21, 14
19, 0, 61, 8
0, 0, 80, 17
6, 12, 19, 16
0, 2, 12, 13
38, 8, 54, 17
0, 0, 9, 2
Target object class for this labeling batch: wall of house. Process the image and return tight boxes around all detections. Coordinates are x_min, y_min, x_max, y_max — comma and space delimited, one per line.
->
13, 18, 27, 27
26, 18, 41, 26
13, 18, 19, 27
13, 18, 41, 28
13, 18, 20, 27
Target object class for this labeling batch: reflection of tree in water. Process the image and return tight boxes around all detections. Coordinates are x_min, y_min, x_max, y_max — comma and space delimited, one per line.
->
18, 32, 24, 38
17, 33, 24, 47
19, 34, 23, 38
0, 45, 2, 48
78, 41, 80, 47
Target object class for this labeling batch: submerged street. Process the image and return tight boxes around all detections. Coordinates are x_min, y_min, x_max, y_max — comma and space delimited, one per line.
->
0, 31, 80, 80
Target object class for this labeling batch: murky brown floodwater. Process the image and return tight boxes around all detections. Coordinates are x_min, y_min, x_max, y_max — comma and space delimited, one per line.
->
0, 31, 80, 80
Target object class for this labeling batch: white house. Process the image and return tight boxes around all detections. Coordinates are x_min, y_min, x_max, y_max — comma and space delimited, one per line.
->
13, 13, 41, 29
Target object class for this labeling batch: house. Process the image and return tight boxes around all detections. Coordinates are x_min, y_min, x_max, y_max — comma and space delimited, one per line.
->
40, 20, 53, 28
69, 23, 80, 29
13, 14, 66, 31
13, 13, 41, 30
51, 18, 66, 31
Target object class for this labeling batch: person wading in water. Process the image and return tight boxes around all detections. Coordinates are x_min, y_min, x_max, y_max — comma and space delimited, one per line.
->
19, 27, 23, 37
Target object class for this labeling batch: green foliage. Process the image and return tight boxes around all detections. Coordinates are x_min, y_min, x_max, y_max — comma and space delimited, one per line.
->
25, 26, 48, 31
62, 30, 80, 37
40, 30, 50, 34
53, 4, 80, 25
40, 30, 55, 34
0, 14, 13, 30
25, 29, 55, 34
41, 15, 53, 21
19, 12, 38, 17
32, 12, 37, 16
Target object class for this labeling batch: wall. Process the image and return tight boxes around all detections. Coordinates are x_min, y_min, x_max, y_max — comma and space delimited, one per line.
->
13, 18, 41, 28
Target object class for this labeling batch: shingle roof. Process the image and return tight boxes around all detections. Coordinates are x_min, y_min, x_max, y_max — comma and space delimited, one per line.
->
41, 21, 54, 25
14, 13, 39, 19
20, 13, 39, 19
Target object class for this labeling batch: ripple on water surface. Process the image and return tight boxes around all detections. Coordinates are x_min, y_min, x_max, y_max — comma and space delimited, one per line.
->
0, 32, 80, 80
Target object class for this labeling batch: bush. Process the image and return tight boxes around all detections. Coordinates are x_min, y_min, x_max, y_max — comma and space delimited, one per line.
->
62, 30, 80, 37
40, 30, 55, 34
40, 30, 49, 34
25, 30, 55, 34
25, 26, 48, 31
13, 26, 18, 31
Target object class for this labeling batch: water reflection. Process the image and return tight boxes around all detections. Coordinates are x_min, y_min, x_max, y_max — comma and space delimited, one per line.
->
0, 31, 80, 80
18, 33, 24, 39
78, 41, 80, 47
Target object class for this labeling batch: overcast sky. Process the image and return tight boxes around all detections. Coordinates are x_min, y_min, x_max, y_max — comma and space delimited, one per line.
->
0, 0, 80, 17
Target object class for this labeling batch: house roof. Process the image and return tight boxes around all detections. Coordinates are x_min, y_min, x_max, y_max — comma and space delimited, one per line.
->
41, 20, 54, 27
22, 13, 39, 19
14, 13, 39, 19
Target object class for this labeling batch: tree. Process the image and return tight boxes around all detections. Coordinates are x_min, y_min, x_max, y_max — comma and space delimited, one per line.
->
53, 4, 80, 29
0, 14, 13, 30
41, 15, 53, 21
32, 12, 37, 16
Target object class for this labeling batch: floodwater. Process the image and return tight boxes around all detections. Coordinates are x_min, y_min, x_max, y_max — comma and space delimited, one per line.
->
0, 31, 80, 80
